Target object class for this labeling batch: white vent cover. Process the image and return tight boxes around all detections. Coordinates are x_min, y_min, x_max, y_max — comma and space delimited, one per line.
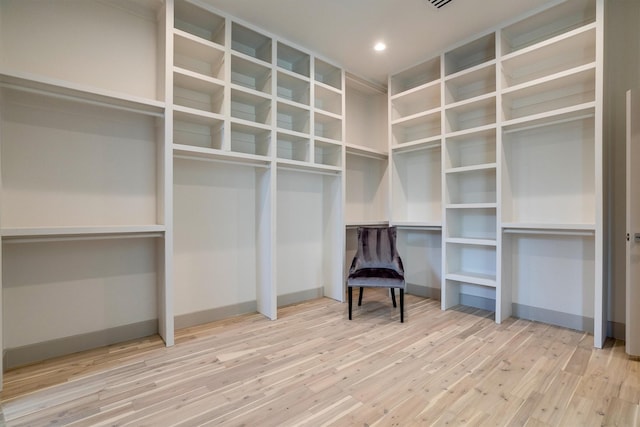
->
428, 0, 454, 8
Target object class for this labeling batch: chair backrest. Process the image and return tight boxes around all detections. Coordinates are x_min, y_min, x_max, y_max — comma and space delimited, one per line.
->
351, 227, 403, 274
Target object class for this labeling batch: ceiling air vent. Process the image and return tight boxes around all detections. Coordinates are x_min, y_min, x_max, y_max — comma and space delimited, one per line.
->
428, 0, 454, 8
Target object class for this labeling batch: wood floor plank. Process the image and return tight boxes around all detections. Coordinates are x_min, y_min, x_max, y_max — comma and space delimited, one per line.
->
1, 290, 639, 426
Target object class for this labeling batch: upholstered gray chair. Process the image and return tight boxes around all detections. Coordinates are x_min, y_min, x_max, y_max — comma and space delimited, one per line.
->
347, 226, 406, 322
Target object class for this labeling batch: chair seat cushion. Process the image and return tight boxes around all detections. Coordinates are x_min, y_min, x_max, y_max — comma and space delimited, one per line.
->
347, 268, 405, 288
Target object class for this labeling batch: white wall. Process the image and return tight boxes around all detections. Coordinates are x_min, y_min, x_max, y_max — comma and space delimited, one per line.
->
604, 0, 640, 330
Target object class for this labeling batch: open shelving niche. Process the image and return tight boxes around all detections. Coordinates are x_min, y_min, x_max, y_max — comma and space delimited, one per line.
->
0, 0, 172, 379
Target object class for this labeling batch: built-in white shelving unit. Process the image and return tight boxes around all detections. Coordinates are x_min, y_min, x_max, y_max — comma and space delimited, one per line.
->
388, 0, 604, 346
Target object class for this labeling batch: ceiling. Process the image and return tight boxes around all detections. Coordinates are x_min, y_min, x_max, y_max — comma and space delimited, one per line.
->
203, 0, 561, 88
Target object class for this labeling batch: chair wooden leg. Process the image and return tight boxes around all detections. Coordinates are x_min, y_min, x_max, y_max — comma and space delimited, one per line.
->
348, 286, 353, 320
400, 289, 404, 323
358, 287, 364, 306
390, 288, 397, 308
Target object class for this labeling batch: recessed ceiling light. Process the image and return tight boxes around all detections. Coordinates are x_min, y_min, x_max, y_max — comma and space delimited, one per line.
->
374, 42, 386, 52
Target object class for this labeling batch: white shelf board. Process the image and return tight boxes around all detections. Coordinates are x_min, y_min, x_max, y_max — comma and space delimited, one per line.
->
444, 123, 497, 140
501, 23, 597, 63
390, 106, 441, 126
314, 108, 342, 121
444, 59, 497, 82
502, 223, 596, 236
446, 203, 497, 210
389, 79, 441, 101
174, 67, 225, 93
444, 91, 496, 111
2, 225, 165, 242
501, 102, 596, 133
390, 221, 442, 230
277, 97, 311, 111
0, 69, 165, 116
345, 220, 390, 228
314, 80, 342, 95
445, 163, 497, 174
173, 105, 225, 124
314, 135, 343, 146
446, 237, 497, 246
277, 66, 311, 82
501, 62, 596, 96
391, 137, 442, 154
276, 158, 342, 174
174, 29, 225, 63
446, 272, 496, 288
173, 143, 272, 167
344, 143, 388, 160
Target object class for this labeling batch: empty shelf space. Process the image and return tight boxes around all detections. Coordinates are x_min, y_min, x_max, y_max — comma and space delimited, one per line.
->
390, 57, 441, 96
277, 102, 310, 134
445, 168, 496, 205
173, 107, 224, 150
277, 42, 310, 77
314, 58, 342, 91
502, 25, 596, 89
277, 132, 310, 162
501, 0, 596, 55
173, 31, 225, 80
314, 84, 343, 116
173, 69, 224, 114
502, 65, 595, 123
391, 147, 442, 224
314, 111, 342, 141
446, 207, 497, 240
445, 63, 496, 105
445, 33, 495, 76
230, 121, 271, 157
445, 96, 496, 134
314, 140, 342, 167
230, 88, 272, 125
277, 72, 310, 105
444, 128, 496, 169
2, 225, 165, 242
390, 82, 441, 121
231, 55, 272, 95
445, 243, 497, 286
231, 22, 272, 64
391, 110, 441, 146
445, 273, 497, 288
502, 115, 596, 225
174, 0, 225, 45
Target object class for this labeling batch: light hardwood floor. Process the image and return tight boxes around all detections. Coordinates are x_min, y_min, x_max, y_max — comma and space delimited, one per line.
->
1, 290, 639, 426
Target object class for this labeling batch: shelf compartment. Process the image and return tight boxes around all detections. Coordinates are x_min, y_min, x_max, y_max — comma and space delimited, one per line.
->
391, 147, 441, 224
391, 110, 441, 146
0, 88, 159, 228
502, 66, 595, 123
390, 57, 441, 96
501, 0, 596, 55
345, 153, 388, 225
277, 42, 310, 77
445, 63, 496, 105
314, 111, 342, 141
231, 55, 272, 95
229, 121, 271, 157
174, 31, 225, 80
446, 207, 497, 240
173, 107, 224, 150
315, 83, 343, 116
314, 58, 342, 91
502, 115, 595, 225
445, 33, 495, 76
277, 102, 310, 133
173, 69, 224, 114
502, 25, 596, 89
314, 140, 342, 167
277, 132, 310, 162
505, 233, 595, 323
445, 244, 497, 286
174, 0, 225, 45
390, 82, 440, 121
445, 168, 496, 205
230, 88, 272, 125
444, 128, 496, 169
445, 97, 496, 134
231, 22, 272, 64
277, 72, 310, 105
